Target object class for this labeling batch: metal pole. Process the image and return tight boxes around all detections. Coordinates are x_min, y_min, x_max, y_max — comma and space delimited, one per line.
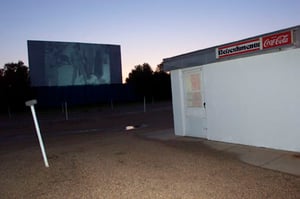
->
110, 99, 114, 110
65, 101, 68, 121
61, 102, 64, 113
7, 105, 11, 119
143, 96, 146, 113
26, 100, 49, 167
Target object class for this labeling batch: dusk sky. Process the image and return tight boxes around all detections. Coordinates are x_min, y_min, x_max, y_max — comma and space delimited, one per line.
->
1, 0, 299, 82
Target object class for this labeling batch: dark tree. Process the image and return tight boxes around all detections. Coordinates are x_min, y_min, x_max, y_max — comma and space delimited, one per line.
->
152, 63, 171, 100
0, 61, 31, 111
126, 63, 154, 98
126, 62, 171, 101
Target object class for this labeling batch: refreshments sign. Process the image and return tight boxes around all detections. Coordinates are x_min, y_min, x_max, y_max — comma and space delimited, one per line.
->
217, 38, 261, 58
216, 30, 293, 59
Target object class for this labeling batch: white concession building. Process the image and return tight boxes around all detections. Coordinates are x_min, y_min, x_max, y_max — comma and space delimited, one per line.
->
163, 25, 300, 152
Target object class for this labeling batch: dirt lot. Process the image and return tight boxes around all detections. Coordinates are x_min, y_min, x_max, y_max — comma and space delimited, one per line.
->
0, 102, 299, 198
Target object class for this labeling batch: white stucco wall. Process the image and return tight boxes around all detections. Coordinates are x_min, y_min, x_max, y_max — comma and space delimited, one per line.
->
171, 48, 300, 152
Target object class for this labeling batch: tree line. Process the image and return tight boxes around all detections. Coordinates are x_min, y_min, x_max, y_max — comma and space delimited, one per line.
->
125, 63, 171, 101
0, 61, 171, 112
0, 61, 31, 112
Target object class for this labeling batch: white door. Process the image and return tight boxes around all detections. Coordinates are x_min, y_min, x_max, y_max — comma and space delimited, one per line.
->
183, 68, 207, 138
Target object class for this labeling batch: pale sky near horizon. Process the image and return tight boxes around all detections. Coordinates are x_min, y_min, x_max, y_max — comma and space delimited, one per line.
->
0, 0, 299, 82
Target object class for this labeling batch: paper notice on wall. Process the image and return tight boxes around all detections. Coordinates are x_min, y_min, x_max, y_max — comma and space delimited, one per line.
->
184, 72, 202, 107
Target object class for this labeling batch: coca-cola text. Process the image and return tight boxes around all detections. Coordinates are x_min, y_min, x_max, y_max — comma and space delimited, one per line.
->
262, 31, 292, 49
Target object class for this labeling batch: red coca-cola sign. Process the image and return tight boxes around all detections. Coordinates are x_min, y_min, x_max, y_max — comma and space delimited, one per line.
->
262, 31, 293, 49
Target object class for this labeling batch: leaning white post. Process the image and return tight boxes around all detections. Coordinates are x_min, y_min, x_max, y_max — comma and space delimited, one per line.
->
25, 99, 49, 168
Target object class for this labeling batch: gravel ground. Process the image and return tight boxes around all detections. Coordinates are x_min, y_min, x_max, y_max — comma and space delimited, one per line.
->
0, 102, 299, 198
